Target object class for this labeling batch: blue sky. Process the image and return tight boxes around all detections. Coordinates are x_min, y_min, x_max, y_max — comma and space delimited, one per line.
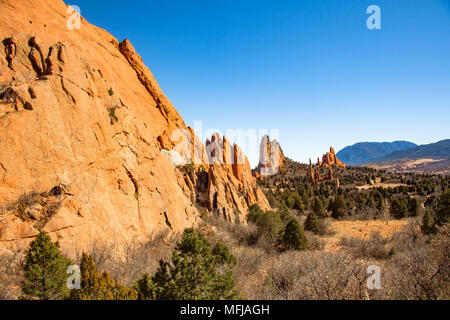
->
73, 0, 450, 165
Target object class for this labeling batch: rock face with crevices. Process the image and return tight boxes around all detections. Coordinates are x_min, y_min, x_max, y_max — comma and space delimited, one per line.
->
0, 0, 270, 255
176, 132, 271, 223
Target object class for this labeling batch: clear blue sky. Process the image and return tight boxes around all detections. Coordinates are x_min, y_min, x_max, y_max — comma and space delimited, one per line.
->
73, 0, 450, 165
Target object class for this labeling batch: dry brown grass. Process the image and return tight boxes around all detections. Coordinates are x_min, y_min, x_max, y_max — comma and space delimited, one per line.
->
319, 218, 411, 252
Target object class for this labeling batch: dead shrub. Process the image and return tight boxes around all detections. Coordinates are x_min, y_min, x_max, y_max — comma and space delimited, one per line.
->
386, 223, 449, 300
0, 249, 23, 300
232, 245, 267, 277
261, 251, 371, 300
8, 191, 41, 220
340, 231, 389, 259
305, 231, 326, 250
73, 230, 177, 286
203, 214, 273, 252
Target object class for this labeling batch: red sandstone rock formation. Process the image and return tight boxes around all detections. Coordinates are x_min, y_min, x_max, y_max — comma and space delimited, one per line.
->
0, 0, 270, 254
321, 147, 346, 168
309, 146, 345, 185
175, 132, 270, 223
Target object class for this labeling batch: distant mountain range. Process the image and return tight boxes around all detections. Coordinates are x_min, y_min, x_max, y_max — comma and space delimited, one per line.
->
371, 139, 450, 163
337, 139, 450, 175
336, 141, 418, 166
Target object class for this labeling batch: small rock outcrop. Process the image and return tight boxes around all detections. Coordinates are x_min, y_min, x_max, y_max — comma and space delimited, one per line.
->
309, 146, 345, 185
321, 147, 346, 168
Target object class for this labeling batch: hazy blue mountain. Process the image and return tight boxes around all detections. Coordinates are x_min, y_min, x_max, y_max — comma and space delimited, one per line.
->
336, 141, 417, 166
373, 139, 450, 163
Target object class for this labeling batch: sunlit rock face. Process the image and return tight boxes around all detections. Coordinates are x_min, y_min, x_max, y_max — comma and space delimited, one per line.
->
0, 0, 270, 255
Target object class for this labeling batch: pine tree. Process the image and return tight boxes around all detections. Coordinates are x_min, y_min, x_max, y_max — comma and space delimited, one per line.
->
288, 192, 304, 213
212, 242, 237, 266
388, 247, 396, 257
21, 231, 71, 300
150, 228, 238, 300
390, 198, 407, 219
248, 205, 285, 243
304, 212, 322, 234
247, 204, 265, 223
421, 211, 437, 235
278, 203, 292, 224
407, 197, 420, 217
281, 219, 308, 251
114, 279, 138, 300
313, 197, 326, 218
70, 252, 136, 300
331, 196, 347, 219
436, 189, 450, 226
134, 273, 156, 300
70, 252, 100, 300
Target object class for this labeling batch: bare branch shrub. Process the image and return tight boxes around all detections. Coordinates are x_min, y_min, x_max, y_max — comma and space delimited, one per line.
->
305, 231, 326, 251
203, 214, 261, 248
261, 251, 371, 300
386, 223, 449, 300
0, 249, 23, 300
340, 232, 390, 259
232, 245, 270, 299
72, 230, 177, 286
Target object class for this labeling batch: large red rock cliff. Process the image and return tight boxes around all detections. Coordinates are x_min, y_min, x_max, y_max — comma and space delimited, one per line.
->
0, 0, 270, 255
